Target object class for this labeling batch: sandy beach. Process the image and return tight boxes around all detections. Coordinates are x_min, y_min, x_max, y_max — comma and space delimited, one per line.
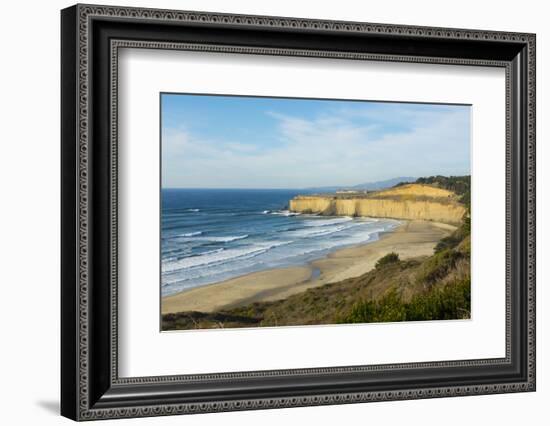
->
161, 220, 455, 315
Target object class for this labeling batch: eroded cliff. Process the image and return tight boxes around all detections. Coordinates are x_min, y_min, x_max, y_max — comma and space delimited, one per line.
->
289, 184, 466, 225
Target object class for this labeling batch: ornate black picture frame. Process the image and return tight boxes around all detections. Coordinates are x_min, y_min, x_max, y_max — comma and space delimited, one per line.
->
61, 4, 536, 421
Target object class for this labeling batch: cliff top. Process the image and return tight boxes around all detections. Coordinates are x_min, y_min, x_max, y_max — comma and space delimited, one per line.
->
374, 184, 457, 200
295, 183, 459, 203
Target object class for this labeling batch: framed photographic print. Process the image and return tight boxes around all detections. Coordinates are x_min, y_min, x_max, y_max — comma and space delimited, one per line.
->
61, 4, 536, 421
159, 94, 472, 330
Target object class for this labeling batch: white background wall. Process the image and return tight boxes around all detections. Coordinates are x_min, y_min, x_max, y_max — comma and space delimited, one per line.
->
0, 0, 546, 424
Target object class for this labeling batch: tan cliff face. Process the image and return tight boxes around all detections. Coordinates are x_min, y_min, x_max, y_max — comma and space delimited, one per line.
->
289, 184, 466, 225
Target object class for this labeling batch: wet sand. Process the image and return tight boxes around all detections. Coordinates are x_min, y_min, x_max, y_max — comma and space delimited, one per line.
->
161, 220, 455, 314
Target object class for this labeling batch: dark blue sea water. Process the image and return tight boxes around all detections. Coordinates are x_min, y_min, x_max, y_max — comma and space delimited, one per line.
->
161, 189, 399, 296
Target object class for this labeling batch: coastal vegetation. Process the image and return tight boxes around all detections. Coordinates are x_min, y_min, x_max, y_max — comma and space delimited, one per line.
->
162, 177, 471, 331
162, 223, 470, 329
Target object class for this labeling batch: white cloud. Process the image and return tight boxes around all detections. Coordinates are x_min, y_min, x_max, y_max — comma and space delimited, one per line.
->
162, 106, 470, 188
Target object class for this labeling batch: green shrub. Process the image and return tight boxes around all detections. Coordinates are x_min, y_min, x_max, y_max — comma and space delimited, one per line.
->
456, 235, 471, 257
344, 290, 407, 323
341, 279, 470, 324
375, 252, 400, 269
461, 215, 471, 233
434, 235, 461, 253
416, 248, 460, 284
406, 278, 470, 321
459, 190, 471, 210
434, 213, 471, 254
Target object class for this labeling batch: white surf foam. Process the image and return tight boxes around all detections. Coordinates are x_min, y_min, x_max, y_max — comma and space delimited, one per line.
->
176, 234, 249, 243
162, 241, 291, 273
270, 210, 301, 217
177, 231, 202, 237
302, 217, 353, 227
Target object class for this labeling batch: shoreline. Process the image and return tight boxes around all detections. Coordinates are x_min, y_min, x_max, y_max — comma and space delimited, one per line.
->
161, 220, 455, 315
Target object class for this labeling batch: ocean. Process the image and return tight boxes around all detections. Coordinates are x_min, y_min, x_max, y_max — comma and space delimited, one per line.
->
161, 189, 399, 297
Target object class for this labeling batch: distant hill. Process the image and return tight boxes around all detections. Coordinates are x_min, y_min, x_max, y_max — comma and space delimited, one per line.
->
306, 177, 416, 192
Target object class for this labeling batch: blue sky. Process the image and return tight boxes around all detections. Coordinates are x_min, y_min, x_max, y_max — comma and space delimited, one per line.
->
161, 94, 470, 189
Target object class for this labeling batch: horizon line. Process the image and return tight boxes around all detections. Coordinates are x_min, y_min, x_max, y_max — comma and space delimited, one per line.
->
161, 174, 471, 191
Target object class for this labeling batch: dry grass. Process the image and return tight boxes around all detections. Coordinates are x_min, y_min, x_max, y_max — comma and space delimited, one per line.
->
376, 184, 456, 199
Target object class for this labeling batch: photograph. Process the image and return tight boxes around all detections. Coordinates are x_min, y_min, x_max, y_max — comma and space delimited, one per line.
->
160, 94, 472, 331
